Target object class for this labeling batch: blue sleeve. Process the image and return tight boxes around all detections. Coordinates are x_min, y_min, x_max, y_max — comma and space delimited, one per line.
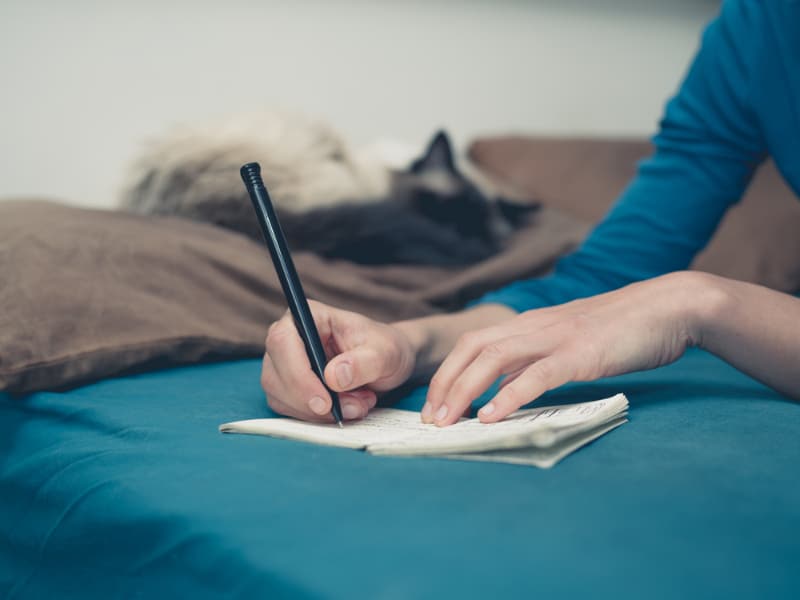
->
476, 0, 768, 312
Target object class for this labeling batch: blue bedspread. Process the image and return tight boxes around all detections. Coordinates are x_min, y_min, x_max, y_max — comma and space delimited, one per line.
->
1, 349, 798, 599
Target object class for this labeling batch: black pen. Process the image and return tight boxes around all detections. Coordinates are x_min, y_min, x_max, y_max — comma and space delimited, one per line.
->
240, 162, 344, 427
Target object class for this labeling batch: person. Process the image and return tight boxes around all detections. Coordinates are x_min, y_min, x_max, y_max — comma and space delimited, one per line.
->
260, 0, 800, 426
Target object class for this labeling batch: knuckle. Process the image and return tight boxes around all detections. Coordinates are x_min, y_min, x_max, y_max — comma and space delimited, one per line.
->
575, 338, 599, 360
456, 331, 477, 350
479, 342, 505, 361
531, 359, 555, 383
266, 395, 285, 415
333, 318, 355, 341
265, 323, 292, 348
568, 312, 592, 335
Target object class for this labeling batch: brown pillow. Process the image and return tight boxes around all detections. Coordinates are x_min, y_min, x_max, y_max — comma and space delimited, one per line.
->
0, 199, 587, 393
469, 136, 800, 293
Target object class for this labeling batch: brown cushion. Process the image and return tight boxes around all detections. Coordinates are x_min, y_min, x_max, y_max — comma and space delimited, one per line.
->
469, 136, 800, 293
0, 200, 587, 393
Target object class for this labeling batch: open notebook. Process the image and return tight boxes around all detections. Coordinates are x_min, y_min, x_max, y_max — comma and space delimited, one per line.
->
220, 393, 628, 468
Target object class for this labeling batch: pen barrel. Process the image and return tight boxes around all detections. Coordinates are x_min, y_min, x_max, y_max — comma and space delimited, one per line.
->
240, 163, 331, 388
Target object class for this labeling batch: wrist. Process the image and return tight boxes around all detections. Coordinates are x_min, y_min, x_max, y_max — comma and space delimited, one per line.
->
667, 271, 732, 349
392, 319, 430, 363
391, 318, 440, 381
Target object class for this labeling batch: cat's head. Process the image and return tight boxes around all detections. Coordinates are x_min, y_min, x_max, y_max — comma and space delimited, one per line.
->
399, 130, 537, 243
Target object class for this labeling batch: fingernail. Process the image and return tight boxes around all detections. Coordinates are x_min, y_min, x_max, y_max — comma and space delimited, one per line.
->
421, 402, 432, 422
309, 396, 327, 415
434, 404, 449, 422
336, 362, 353, 388
342, 402, 361, 420
480, 403, 496, 416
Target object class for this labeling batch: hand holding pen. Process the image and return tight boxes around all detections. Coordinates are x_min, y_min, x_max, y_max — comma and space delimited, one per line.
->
241, 162, 347, 425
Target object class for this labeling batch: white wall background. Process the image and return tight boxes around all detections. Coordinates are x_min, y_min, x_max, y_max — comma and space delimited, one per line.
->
0, 0, 719, 208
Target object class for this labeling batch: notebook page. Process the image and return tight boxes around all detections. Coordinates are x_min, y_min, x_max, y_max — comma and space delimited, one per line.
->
367, 394, 628, 455
221, 394, 627, 455
220, 408, 437, 449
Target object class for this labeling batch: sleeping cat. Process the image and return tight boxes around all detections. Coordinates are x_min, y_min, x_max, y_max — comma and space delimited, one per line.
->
120, 110, 536, 266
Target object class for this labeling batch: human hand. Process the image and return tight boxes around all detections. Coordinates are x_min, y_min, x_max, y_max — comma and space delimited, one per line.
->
422, 271, 713, 426
261, 301, 416, 422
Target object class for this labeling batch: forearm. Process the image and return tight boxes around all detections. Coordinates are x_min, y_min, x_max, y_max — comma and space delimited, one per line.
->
393, 304, 516, 381
692, 275, 800, 400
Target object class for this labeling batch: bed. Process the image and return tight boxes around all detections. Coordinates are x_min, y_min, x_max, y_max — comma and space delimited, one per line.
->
1, 136, 799, 598
2, 349, 798, 598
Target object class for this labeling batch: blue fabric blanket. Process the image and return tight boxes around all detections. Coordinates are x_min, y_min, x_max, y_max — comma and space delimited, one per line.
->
1, 349, 798, 599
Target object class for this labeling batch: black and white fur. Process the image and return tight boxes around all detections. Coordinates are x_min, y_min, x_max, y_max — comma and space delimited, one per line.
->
120, 111, 536, 266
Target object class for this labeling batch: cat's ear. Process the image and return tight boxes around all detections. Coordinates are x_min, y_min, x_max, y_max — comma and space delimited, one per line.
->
410, 130, 456, 174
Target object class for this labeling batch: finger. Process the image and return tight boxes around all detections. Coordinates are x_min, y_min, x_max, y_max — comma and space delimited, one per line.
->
264, 351, 376, 422
338, 388, 378, 421
478, 354, 573, 423
269, 393, 374, 423
422, 325, 515, 423
432, 334, 553, 427
265, 320, 332, 415
324, 343, 400, 393
267, 394, 333, 423
263, 371, 375, 423
262, 356, 327, 421
261, 354, 329, 421
497, 366, 528, 390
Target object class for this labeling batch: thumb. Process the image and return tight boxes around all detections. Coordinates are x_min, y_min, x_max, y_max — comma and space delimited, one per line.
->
324, 344, 399, 392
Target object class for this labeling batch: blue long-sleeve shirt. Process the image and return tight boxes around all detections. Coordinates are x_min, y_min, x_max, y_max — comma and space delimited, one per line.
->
478, 0, 800, 312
